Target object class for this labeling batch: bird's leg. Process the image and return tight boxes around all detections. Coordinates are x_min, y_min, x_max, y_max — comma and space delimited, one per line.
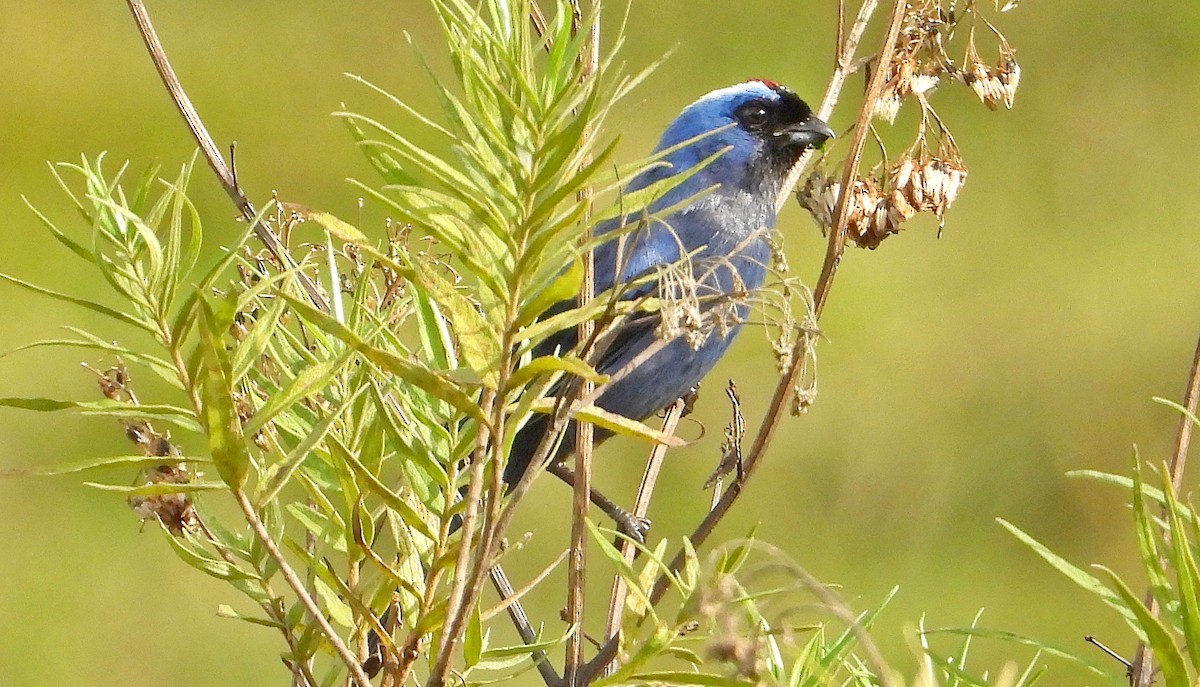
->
546, 462, 651, 543
677, 384, 700, 417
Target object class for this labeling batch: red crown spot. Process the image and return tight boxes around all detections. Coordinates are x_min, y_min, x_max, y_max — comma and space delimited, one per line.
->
749, 78, 781, 89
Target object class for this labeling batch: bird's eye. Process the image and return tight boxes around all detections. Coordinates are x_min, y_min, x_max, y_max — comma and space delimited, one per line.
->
740, 105, 769, 129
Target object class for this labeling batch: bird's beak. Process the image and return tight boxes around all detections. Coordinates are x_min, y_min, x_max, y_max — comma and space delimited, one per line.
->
780, 115, 836, 149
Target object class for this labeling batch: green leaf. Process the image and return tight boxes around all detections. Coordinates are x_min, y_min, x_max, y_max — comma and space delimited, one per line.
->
478, 630, 571, 660
2, 454, 207, 477
997, 518, 1139, 628
330, 435, 437, 541
255, 387, 364, 507
283, 204, 369, 243
530, 400, 684, 447
514, 256, 582, 329
412, 287, 456, 370
230, 295, 288, 383
216, 604, 281, 629
160, 520, 259, 581
82, 480, 227, 496
243, 349, 354, 437
0, 397, 200, 431
284, 294, 487, 424
0, 336, 180, 385
1130, 461, 1171, 609
506, 354, 607, 392
0, 271, 150, 331
312, 576, 356, 629
346, 240, 501, 381
1161, 469, 1200, 670
197, 299, 250, 489
1099, 565, 1191, 685
464, 603, 484, 668
21, 195, 96, 262
921, 627, 1106, 675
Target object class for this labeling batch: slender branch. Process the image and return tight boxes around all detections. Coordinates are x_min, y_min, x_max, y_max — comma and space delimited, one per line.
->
566, 4, 601, 684
123, 0, 329, 312
530, 1, 550, 41
601, 398, 684, 673
233, 490, 372, 687
196, 516, 317, 687
428, 388, 499, 687
776, 0, 881, 213
1129, 327, 1200, 686
484, 550, 570, 621
489, 564, 564, 687
647, 0, 908, 609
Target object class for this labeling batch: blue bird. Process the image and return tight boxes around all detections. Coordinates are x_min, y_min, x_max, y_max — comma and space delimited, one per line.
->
507, 80, 834, 490
365, 82, 831, 673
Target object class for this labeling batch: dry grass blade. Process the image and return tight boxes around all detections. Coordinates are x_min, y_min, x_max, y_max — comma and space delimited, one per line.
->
601, 398, 685, 676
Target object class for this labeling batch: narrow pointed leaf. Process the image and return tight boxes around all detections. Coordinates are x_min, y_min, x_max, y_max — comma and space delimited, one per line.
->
0, 272, 150, 331
284, 294, 486, 423
197, 299, 250, 489
2, 454, 208, 477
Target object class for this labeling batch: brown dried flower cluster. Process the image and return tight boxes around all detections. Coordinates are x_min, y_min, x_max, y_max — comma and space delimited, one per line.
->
699, 574, 763, 680
87, 360, 198, 533
798, 145, 966, 249
872, 3, 1022, 122
656, 255, 751, 350
873, 2, 947, 123
962, 38, 1020, 110
129, 463, 198, 535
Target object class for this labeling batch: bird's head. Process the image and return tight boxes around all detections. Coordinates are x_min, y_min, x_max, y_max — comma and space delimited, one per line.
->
654, 80, 834, 194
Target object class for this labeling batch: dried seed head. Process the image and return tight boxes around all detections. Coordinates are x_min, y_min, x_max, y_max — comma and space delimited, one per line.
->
129, 463, 198, 534
890, 150, 968, 225
871, 2, 950, 122
961, 33, 1020, 110
797, 167, 841, 234
997, 53, 1021, 107
844, 176, 904, 249
656, 263, 710, 350
910, 74, 940, 94
873, 92, 903, 124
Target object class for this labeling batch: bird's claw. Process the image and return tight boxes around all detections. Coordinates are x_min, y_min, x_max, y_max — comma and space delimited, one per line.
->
613, 512, 651, 545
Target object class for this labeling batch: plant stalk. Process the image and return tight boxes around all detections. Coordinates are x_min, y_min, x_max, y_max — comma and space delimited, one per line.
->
123, 0, 329, 312
565, 3, 601, 684
1130, 327, 1200, 686
234, 489, 372, 687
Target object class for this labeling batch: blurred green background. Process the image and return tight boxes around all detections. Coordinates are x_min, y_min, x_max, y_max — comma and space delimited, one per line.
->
2, 1, 1197, 685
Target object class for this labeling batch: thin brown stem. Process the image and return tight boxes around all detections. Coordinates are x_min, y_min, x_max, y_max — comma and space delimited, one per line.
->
600, 399, 684, 675
776, 0, 881, 213
566, 5, 601, 684
1129, 328, 1200, 686
195, 516, 317, 687
530, 0, 550, 40
123, 0, 329, 312
233, 490, 372, 687
647, 0, 908, 609
428, 388, 499, 687
489, 564, 564, 687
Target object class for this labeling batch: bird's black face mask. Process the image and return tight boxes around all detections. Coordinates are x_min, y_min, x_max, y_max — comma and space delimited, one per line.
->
732, 81, 835, 190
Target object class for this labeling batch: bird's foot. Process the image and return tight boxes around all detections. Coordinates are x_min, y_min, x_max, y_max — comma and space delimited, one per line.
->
611, 509, 651, 545
676, 384, 700, 417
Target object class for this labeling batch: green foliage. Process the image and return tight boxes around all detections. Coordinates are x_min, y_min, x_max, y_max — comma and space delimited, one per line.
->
0, 1, 706, 683
1003, 443, 1200, 686
0, 2, 1081, 687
